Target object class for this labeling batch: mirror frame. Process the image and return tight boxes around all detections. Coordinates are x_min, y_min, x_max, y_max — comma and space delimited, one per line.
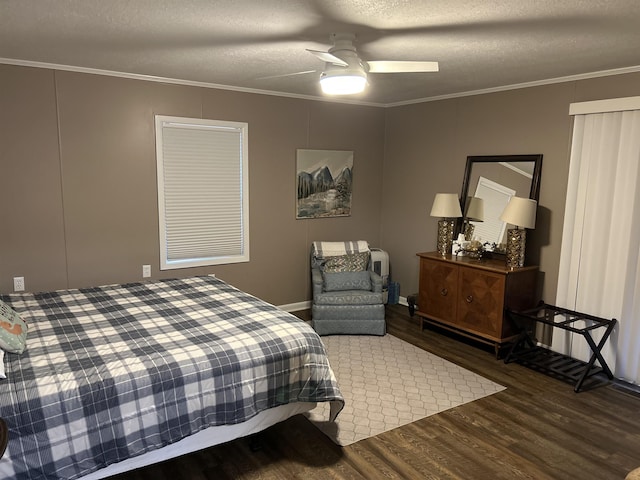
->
458, 153, 543, 242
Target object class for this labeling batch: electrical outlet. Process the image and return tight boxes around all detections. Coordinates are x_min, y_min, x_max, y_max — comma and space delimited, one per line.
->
142, 265, 151, 278
13, 276, 25, 292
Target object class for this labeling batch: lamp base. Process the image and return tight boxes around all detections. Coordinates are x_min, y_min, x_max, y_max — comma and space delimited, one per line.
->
464, 223, 475, 241
436, 219, 456, 256
505, 228, 526, 268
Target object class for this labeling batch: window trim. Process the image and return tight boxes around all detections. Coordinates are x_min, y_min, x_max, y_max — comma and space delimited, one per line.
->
155, 115, 249, 270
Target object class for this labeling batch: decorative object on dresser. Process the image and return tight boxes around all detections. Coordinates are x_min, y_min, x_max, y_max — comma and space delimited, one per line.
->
453, 238, 488, 259
416, 251, 538, 356
499, 196, 538, 268
430, 193, 462, 256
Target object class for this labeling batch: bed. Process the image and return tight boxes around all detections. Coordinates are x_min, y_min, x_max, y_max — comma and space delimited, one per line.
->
0, 275, 344, 479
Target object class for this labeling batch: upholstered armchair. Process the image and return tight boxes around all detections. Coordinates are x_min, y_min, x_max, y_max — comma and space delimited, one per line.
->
311, 241, 386, 336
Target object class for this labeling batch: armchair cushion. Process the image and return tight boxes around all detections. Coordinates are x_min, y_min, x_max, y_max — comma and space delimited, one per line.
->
323, 271, 372, 292
321, 252, 369, 273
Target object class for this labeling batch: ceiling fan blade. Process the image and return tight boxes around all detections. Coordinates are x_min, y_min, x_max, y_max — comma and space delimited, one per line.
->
367, 61, 439, 73
306, 49, 349, 67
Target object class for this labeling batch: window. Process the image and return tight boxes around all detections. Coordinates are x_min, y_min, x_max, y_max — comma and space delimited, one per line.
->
155, 115, 249, 270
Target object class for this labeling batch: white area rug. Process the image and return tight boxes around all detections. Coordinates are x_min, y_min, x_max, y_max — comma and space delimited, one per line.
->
305, 334, 505, 446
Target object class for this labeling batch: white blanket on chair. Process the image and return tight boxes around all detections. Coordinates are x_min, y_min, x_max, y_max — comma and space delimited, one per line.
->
313, 240, 370, 257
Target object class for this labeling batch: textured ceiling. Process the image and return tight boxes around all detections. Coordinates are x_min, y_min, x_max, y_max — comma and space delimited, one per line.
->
1, 0, 640, 106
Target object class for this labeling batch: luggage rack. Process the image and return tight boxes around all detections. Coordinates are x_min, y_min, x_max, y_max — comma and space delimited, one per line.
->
504, 303, 616, 392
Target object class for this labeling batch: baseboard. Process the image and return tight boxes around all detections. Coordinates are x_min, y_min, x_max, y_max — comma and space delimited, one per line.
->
278, 300, 311, 313
611, 379, 640, 397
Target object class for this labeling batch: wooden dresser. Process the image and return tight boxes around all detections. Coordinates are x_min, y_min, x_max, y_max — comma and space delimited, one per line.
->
416, 251, 538, 354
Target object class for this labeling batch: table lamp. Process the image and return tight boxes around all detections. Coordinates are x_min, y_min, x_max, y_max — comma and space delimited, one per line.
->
430, 193, 462, 256
499, 196, 537, 268
463, 196, 484, 241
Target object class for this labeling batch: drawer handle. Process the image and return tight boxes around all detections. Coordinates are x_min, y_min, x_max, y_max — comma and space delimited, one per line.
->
440, 288, 448, 296
466, 295, 474, 303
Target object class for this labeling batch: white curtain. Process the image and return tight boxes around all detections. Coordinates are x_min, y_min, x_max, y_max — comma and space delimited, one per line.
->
554, 107, 640, 385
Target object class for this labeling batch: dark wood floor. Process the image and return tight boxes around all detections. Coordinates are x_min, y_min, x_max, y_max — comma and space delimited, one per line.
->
113, 305, 640, 480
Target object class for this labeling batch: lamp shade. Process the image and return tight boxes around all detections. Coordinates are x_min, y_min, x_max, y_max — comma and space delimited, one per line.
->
465, 196, 484, 222
499, 196, 537, 229
430, 193, 462, 218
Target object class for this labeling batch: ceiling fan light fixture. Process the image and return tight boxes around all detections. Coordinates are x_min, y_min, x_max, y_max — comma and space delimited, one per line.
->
320, 68, 367, 95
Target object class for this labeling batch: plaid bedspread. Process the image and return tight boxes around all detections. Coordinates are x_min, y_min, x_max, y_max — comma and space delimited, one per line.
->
0, 276, 343, 479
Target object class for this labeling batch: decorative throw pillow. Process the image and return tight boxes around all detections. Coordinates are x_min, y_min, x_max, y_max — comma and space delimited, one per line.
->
323, 271, 372, 292
0, 299, 28, 354
322, 252, 370, 273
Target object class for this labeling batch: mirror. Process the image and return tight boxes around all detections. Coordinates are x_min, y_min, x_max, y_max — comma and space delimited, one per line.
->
459, 154, 543, 252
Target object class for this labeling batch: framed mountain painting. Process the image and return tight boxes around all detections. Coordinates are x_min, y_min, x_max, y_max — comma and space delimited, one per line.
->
296, 149, 353, 219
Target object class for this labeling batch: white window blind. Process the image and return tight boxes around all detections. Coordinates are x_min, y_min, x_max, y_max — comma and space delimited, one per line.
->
155, 115, 249, 269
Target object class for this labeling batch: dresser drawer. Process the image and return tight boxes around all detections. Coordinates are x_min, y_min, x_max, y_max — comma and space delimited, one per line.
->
418, 257, 458, 323
457, 266, 505, 340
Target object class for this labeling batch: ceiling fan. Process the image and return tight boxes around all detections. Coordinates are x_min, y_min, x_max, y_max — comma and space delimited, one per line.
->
307, 33, 439, 95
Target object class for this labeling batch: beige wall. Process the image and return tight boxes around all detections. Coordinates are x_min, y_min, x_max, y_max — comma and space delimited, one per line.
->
382, 72, 640, 303
2, 62, 640, 307
0, 65, 385, 305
